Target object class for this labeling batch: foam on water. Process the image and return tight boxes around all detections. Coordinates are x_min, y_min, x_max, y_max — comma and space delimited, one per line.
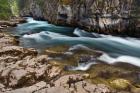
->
98, 53, 140, 67
22, 29, 140, 57
69, 62, 97, 71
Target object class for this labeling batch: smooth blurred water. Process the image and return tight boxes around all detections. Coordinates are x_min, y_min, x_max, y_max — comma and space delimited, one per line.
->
8, 17, 140, 69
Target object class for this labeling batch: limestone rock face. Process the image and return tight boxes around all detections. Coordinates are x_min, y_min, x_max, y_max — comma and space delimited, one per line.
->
19, 0, 139, 36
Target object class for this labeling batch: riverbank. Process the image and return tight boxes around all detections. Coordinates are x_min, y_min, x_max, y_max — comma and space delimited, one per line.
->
0, 19, 140, 93
0, 28, 112, 93
0, 17, 26, 30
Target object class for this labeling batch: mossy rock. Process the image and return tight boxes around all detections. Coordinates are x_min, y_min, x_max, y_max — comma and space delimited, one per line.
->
110, 79, 131, 90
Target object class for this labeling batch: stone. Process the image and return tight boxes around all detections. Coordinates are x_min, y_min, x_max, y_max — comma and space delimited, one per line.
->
131, 87, 140, 93
5, 81, 47, 93
110, 79, 131, 90
18, 0, 139, 36
0, 46, 37, 58
51, 74, 111, 93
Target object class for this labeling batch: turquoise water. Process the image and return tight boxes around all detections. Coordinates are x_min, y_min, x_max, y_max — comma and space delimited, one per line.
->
8, 17, 140, 69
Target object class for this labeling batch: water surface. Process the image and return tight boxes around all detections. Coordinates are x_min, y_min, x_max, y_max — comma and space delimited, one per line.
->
7, 17, 140, 70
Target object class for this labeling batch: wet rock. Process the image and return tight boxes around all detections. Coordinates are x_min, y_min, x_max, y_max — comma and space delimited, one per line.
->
8, 69, 36, 88
110, 79, 131, 90
97, 70, 112, 79
45, 49, 64, 57
0, 48, 62, 90
68, 45, 103, 56
78, 55, 97, 64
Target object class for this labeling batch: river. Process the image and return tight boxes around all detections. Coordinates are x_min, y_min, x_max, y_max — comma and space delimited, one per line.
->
6, 17, 140, 71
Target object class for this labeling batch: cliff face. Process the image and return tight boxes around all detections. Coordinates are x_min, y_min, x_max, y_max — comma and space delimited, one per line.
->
19, 0, 140, 35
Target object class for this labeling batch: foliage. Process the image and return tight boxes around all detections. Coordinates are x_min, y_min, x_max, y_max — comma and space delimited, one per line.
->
0, 0, 11, 20
9, 0, 19, 17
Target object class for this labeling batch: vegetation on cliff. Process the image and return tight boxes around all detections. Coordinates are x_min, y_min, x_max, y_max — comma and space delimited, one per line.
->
0, 0, 19, 20
0, 0, 11, 20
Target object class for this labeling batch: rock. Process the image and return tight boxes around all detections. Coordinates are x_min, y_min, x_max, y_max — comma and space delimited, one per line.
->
8, 69, 36, 88
6, 75, 113, 93
131, 87, 140, 93
18, 0, 138, 36
6, 81, 47, 93
78, 55, 97, 64
10, 17, 27, 24
0, 33, 18, 47
0, 21, 17, 27
46, 86, 70, 93
18, 74, 109, 93
50, 74, 111, 93
0, 46, 37, 58
82, 74, 90, 79
45, 50, 64, 57
0, 83, 5, 92
45, 65, 62, 81
110, 79, 131, 90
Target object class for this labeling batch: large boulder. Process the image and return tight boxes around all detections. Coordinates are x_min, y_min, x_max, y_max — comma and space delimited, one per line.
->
46, 74, 112, 93
110, 79, 131, 90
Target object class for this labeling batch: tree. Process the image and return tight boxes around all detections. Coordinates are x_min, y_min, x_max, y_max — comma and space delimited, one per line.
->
0, 0, 11, 19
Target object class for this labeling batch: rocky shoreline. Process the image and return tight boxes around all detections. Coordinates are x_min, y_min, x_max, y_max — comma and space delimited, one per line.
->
0, 19, 140, 93
0, 28, 113, 93
19, 0, 140, 37
0, 17, 26, 30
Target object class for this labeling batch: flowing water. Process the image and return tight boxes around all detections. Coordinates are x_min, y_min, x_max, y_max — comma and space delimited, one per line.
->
6, 17, 140, 70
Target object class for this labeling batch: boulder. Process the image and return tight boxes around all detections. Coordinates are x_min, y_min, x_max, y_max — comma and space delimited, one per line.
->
5, 81, 47, 93
48, 74, 111, 93
0, 21, 17, 27
110, 79, 131, 90
0, 46, 37, 58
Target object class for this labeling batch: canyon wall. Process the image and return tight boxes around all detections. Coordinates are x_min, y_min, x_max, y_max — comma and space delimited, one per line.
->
19, 0, 140, 36
0, 0, 137, 36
